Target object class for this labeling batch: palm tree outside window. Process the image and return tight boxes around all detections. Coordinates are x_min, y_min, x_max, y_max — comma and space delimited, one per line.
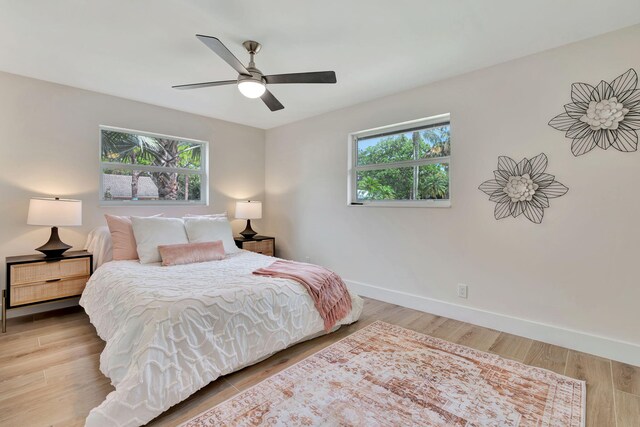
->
99, 126, 208, 204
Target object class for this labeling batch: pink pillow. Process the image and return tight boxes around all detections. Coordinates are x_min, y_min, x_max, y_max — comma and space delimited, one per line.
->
104, 214, 162, 260
158, 241, 225, 266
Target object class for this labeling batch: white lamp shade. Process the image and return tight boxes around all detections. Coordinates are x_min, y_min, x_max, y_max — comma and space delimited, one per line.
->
235, 201, 262, 219
27, 198, 82, 226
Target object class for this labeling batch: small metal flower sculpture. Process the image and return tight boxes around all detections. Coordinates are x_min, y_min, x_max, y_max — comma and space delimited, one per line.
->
478, 153, 568, 224
549, 68, 640, 156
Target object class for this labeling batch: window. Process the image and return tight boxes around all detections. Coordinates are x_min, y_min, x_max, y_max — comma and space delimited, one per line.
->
348, 114, 451, 207
99, 126, 208, 205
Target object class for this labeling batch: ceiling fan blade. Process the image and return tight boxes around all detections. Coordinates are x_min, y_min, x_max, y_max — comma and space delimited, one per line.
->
172, 80, 236, 90
196, 34, 250, 76
261, 89, 284, 111
265, 71, 337, 84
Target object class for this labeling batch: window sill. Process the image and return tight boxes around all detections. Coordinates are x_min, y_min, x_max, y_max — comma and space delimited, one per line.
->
99, 200, 208, 207
348, 200, 451, 208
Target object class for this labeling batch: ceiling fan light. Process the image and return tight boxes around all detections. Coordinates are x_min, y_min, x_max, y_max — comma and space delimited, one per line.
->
238, 80, 266, 98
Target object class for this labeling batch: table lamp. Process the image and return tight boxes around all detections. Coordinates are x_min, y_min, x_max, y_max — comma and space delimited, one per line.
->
235, 200, 262, 238
27, 197, 82, 257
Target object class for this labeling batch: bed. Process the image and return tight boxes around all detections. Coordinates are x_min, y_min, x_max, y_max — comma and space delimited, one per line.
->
80, 229, 363, 426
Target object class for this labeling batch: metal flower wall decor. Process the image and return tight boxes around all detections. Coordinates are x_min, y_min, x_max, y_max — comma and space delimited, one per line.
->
549, 68, 640, 156
478, 153, 568, 224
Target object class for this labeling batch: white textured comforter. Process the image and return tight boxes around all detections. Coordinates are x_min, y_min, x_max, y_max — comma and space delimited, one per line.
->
80, 251, 363, 426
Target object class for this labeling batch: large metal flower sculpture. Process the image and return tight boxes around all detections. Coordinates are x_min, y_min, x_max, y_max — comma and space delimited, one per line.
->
549, 68, 640, 156
478, 153, 568, 224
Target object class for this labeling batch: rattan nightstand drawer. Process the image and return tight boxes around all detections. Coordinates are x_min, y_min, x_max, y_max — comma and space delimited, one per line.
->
241, 239, 274, 256
9, 257, 91, 286
10, 276, 89, 306
235, 236, 275, 256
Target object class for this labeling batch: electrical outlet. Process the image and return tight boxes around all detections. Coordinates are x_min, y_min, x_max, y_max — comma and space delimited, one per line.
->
305, 256, 311, 263
457, 284, 468, 299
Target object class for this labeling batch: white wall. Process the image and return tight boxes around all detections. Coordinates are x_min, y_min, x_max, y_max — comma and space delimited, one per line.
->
0, 71, 265, 316
265, 25, 640, 363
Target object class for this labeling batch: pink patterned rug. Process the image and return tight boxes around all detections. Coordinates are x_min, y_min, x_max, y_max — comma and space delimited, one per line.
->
182, 321, 585, 426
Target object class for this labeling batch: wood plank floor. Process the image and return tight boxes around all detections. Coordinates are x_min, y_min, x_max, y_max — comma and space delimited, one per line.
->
0, 299, 638, 426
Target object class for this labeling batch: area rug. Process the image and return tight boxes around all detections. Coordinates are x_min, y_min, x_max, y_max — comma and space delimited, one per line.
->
182, 321, 585, 426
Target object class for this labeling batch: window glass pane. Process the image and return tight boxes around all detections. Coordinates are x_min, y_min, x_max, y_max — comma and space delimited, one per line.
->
357, 134, 414, 166
101, 130, 202, 171
418, 124, 450, 159
356, 123, 450, 166
102, 169, 202, 202
356, 167, 414, 201
418, 163, 449, 200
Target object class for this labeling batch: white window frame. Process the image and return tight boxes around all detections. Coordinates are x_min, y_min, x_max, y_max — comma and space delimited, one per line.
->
347, 114, 451, 208
99, 125, 209, 206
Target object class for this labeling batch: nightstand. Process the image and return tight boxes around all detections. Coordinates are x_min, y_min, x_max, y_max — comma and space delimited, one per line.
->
2, 251, 93, 332
234, 236, 275, 256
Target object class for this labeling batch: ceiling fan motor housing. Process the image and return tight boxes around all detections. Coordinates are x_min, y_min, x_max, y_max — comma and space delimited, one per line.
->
237, 68, 265, 85
238, 40, 264, 84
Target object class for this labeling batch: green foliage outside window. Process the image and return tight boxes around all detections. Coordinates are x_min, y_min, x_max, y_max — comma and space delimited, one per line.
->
101, 130, 203, 201
356, 125, 450, 201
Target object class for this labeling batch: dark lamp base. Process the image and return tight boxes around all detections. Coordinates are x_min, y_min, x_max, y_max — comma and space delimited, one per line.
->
36, 226, 72, 258
239, 219, 258, 239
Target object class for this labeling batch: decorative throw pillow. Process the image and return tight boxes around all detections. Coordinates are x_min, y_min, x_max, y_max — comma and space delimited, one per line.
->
131, 217, 189, 264
104, 214, 162, 260
184, 217, 239, 254
158, 241, 225, 266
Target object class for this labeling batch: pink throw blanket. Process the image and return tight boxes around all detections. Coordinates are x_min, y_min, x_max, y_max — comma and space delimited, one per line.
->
253, 260, 352, 332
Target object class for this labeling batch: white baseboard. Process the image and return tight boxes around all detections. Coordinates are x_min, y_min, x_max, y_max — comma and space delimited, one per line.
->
346, 279, 640, 367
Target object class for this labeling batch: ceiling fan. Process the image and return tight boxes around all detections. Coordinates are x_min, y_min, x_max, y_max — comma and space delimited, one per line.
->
172, 35, 337, 111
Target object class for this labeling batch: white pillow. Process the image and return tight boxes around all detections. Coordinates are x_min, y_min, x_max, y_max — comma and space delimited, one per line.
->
184, 217, 239, 254
131, 217, 189, 264
84, 226, 113, 270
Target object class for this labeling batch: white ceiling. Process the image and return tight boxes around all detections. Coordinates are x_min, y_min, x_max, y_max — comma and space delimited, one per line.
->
1, 1, 639, 129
